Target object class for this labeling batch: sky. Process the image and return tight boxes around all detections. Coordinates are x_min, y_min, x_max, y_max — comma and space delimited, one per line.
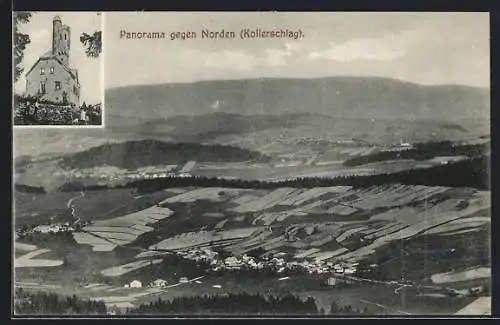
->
104, 12, 490, 89
13, 11, 103, 103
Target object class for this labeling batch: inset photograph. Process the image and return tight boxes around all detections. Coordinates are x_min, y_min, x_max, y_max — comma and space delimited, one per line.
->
13, 12, 103, 126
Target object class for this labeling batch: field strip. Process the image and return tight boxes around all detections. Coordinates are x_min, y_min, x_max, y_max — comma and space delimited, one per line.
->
151, 228, 260, 251
294, 248, 321, 259
231, 188, 298, 213
74, 232, 114, 246
16, 282, 62, 289
16, 259, 63, 268
160, 188, 239, 204
365, 224, 409, 240
440, 229, 481, 236
91, 245, 117, 252
76, 206, 175, 250
131, 224, 154, 232
232, 194, 261, 205
447, 216, 490, 224
280, 188, 334, 206
91, 232, 138, 241
83, 226, 145, 235
309, 248, 349, 262
361, 223, 394, 235
431, 267, 491, 284
454, 297, 491, 315
336, 227, 367, 243
15, 242, 38, 252
328, 204, 358, 216
101, 259, 163, 277
16, 248, 51, 261
423, 220, 490, 236
357, 299, 412, 315
338, 204, 489, 262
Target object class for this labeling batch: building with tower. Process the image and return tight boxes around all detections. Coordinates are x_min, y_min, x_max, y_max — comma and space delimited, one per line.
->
24, 15, 80, 106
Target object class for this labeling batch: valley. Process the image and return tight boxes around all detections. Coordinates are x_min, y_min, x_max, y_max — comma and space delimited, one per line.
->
13, 76, 491, 316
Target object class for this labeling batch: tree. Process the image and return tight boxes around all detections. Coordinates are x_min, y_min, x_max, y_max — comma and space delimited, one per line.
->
80, 31, 102, 58
13, 12, 32, 82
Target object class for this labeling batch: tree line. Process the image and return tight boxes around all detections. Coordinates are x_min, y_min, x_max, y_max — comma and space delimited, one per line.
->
14, 289, 371, 315
14, 288, 106, 315
128, 292, 370, 315
57, 154, 489, 193
15, 183, 46, 194
343, 141, 489, 167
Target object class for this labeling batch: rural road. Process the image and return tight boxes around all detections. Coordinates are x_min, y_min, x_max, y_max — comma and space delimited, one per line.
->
67, 191, 85, 218
338, 274, 455, 295
357, 299, 412, 315
145, 276, 206, 296
67, 191, 85, 209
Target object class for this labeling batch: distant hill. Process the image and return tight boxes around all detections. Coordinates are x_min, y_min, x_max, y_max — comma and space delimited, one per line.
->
59, 139, 270, 169
106, 76, 489, 121
105, 112, 330, 142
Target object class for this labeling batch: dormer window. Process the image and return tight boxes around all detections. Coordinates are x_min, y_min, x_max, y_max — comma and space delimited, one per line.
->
40, 68, 45, 75
50, 67, 54, 74
55, 81, 61, 90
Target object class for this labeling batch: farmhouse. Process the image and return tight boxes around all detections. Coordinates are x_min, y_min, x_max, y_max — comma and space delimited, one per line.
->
129, 280, 142, 288
151, 279, 168, 288
24, 15, 80, 106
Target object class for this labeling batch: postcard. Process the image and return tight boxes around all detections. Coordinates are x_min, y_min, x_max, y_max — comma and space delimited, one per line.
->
12, 11, 491, 317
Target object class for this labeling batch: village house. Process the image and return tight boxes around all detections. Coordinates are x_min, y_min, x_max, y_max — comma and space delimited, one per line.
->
224, 256, 242, 269
24, 15, 80, 106
150, 279, 168, 288
128, 280, 142, 288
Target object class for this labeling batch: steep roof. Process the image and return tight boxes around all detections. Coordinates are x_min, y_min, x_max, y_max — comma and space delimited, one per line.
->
25, 54, 80, 85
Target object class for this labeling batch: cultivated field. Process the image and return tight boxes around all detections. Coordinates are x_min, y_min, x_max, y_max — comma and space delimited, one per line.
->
15, 245, 63, 268
14, 182, 490, 315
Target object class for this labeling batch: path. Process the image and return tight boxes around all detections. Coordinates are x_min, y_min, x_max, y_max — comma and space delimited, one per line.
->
357, 299, 412, 315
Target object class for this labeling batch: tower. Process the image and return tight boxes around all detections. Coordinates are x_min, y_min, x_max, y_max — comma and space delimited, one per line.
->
52, 15, 71, 66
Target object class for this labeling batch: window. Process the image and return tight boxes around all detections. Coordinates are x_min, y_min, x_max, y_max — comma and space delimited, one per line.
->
55, 81, 61, 90
50, 67, 54, 74
40, 68, 45, 75
64, 34, 67, 40
60, 34, 62, 40
40, 81, 46, 94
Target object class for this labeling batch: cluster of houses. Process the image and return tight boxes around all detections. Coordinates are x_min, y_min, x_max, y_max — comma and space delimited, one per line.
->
53, 161, 196, 182
174, 247, 359, 276
17, 221, 85, 237
32, 223, 75, 234
53, 170, 179, 181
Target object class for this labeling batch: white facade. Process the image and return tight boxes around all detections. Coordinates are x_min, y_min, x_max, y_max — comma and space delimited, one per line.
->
151, 279, 168, 288
129, 280, 142, 288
